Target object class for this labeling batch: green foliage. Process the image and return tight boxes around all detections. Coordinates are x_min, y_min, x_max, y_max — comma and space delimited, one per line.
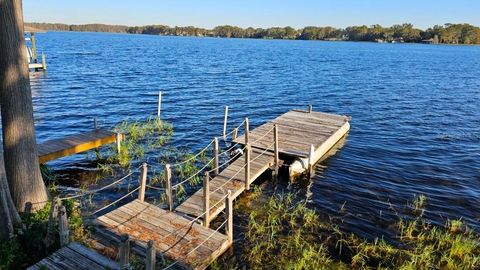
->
27, 22, 480, 44
215, 193, 480, 270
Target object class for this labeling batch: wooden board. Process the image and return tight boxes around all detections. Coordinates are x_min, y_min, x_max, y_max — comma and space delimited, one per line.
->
94, 199, 231, 270
27, 242, 119, 270
176, 148, 274, 223
234, 110, 349, 158
37, 129, 120, 163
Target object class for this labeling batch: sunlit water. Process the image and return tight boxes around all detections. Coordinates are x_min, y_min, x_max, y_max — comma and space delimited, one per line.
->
9, 31, 480, 239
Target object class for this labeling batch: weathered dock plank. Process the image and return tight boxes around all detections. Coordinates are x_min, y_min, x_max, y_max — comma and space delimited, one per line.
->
94, 199, 231, 270
37, 129, 122, 163
176, 148, 274, 223
27, 242, 119, 270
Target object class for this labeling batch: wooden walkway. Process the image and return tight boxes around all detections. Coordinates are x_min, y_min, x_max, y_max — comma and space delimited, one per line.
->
176, 148, 274, 223
94, 199, 231, 270
27, 242, 119, 270
38, 129, 122, 163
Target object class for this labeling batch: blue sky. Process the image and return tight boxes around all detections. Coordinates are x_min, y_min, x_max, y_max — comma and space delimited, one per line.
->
23, 0, 479, 29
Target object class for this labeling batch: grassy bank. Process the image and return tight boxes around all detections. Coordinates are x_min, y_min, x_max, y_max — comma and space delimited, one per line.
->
212, 188, 480, 269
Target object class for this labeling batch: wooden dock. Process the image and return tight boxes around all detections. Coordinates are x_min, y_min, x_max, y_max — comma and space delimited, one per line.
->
28, 242, 119, 270
38, 129, 123, 163
27, 108, 350, 270
94, 199, 232, 269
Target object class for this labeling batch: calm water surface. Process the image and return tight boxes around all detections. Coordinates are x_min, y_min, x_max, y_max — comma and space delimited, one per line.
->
21, 32, 480, 239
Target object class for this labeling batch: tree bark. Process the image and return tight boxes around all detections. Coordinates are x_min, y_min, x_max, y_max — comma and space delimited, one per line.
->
0, 0, 49, 212
0, 154, 21, 239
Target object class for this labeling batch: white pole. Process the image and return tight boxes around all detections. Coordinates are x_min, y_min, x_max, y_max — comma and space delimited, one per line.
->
157, 91, 162, 119
223, 106, 228, 138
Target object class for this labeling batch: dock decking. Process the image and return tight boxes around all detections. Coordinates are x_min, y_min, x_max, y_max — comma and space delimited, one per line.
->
94, 199, 231, 270
27, 242, 119, 270
38, 129, 122, 163
176, 148, 274, 223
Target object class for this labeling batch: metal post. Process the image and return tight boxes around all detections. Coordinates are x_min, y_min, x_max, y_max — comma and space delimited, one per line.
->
273, 124, 279, 180
245, 143, 251, 191
225, 190, 233, 243
119, 234, 130, 270
58, 205, 69, 247
223, 106, 229, 138
157, 91, 162, 119
203, 172, 210, 228
138, 163, 147, 201
166, 164, 173, 211
146, 240, 156, 270
213, 137, 219, 176
244, 117, 249, 145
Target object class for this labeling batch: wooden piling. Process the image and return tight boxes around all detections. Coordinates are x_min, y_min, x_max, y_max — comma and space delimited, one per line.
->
41, 52, 47, 70
273, 124, 279, 180
245, 143, 251, 191
166, 164, 173, 212
244, 117, 249, 145
213, 137, 219, 176
58, 205, 69, 247
223, 106, 228, 138
146, 240, 156, 270
308, 144, 315, 177
119, 234, 130, 270
225, 190, 233, 244
157, 91, 162, 119
45, 197, 60, 247
232, 128, 238, 141
138, 163, 147, 201
31, 32, 37, 62
203, 172, 210, 228
308, 105, 313, 113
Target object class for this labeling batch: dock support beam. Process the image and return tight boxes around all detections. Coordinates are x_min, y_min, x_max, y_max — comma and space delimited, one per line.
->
166, 164, 173, 211
225, 190, 233, 244
203, 172, 210, 228
138, 163, 147, 201
223, 106, 228, 139
146, 240, 156, 270
213, 137, 219, 176
119, 234, 131, 270
244, 117, 249, 145
273, 124, 279, 180
245, 143, 251, 191
58, 205, 69, 247
308, 144, 315, 178
157, 91, 162, 119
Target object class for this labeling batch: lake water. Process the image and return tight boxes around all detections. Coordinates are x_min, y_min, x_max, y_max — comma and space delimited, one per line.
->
23, 32, 480, 239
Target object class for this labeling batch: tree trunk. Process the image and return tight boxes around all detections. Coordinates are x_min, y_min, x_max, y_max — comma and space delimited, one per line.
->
0, 0, 49, 212
0, 154, 21, 239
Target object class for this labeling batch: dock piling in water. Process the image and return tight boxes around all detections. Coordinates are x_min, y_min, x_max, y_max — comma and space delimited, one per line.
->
157, 91, 162, 118
223, 106, 229, 138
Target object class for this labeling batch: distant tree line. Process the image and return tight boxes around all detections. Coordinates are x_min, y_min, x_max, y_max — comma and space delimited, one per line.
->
26, 22, 480, 44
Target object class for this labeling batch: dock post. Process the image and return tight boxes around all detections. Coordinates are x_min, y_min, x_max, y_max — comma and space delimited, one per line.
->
116, 133, 123, 155
273, 124, 279, 180
245, 143, 251, 190
166, 164, 173, 211
146, 240, 156, 270
225, 190, 233, 244
119, 234, 131, 270
157, 91, 162, 119
308, 144, 315, 178
213, 137, 219, 176
94, 117, 98, 130
244, 117, 249, 145
58, 205, 69, 247
31, 32, 37, 62
138, 163, 147, 201
223, 106, 229, 139
203, 172, 210, 228
308, 105, 313, 113
41, 52, 47, 70
232, 128, 238, 141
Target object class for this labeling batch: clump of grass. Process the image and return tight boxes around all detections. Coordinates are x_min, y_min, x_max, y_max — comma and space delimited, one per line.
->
214, 192, 480, 270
